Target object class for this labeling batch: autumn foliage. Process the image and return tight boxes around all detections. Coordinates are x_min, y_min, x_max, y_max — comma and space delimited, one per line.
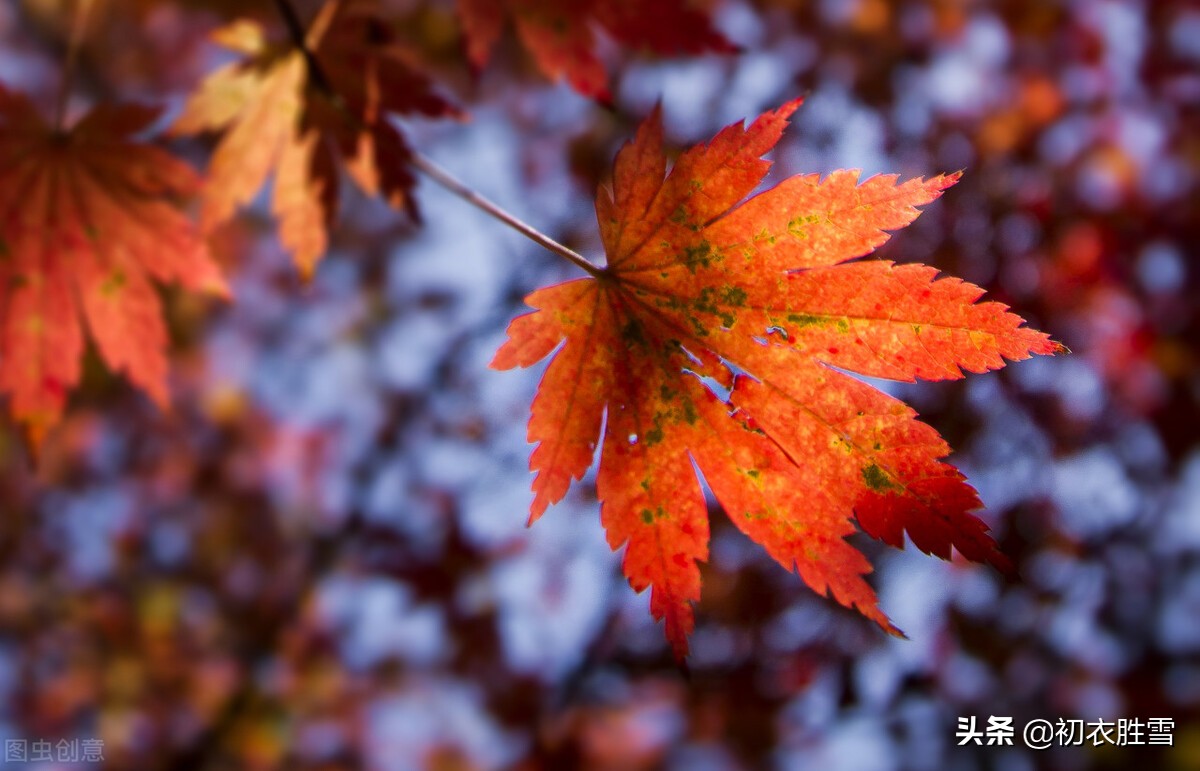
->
1, 0, 1062, 661
172, 0, 460, 277
8, 1, 1200, 768
456, 0, 736, 100
0, 86, 227, 450
493, 99, 1061, 657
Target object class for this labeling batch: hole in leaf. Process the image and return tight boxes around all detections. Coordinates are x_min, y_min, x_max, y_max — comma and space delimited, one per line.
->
690, 373, 731, 403
677, 345, 702, 366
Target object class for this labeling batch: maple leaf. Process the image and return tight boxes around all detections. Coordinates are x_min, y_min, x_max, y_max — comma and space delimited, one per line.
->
172, 0, 459, 277
492, 99, 1064, 660
457, 0, 736, 101
0, 85, 228, 451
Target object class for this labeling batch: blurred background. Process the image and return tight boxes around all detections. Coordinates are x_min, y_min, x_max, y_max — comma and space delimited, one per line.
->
0, 0, 1197, 768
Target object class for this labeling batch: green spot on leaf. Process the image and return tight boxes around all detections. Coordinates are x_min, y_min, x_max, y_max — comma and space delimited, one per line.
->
720, 286, 747, 307
787, 313, 826, 327
862, 463, 901, 492
787, 213, 823, 237
682, 240, 714, 272
100, 270, 127, 297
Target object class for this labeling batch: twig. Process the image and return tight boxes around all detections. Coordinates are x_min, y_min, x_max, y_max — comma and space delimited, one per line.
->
54, 0, 96, 130
270, 0, 335, 95
269, 0, 604, 278
408, 152, 605, 277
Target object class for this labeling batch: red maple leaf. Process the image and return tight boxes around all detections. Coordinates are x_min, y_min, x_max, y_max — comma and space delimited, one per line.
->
492, 99, 1063, 659
0, 86, 228, 451
457, 0, 736, 101
173, 0, 459, 277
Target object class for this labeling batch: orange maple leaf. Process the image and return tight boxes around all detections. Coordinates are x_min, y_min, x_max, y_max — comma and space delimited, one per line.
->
492, 99, 1064, 660
0, 85, 228, 451
172, 0, 459, 277
457, 0, 736, 101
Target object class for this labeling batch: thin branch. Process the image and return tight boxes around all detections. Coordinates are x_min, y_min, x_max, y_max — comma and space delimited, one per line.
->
409, 152, 605, 278
269, 0, 604, 278
271, 0, 310, 49
270, 0, 336, 95
54, 0, 96, 130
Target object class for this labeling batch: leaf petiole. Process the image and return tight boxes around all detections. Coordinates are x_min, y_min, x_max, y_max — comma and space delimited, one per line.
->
270, 0, 605, 278
53, 0, 96, 131
408, 152, 605, 278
